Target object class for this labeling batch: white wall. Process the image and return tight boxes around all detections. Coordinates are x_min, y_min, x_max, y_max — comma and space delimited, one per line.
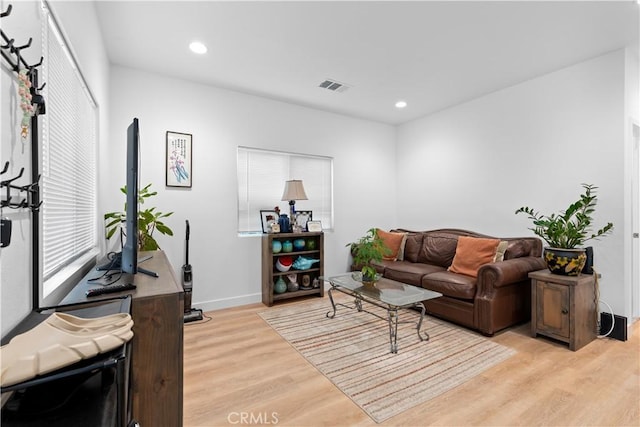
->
106, 66, 397, 311
0, 0, 109, 335
397, 50, 630, 317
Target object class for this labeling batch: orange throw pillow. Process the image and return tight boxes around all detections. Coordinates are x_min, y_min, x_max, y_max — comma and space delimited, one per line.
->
448, 236, 500, 277
376, 229, 406, 261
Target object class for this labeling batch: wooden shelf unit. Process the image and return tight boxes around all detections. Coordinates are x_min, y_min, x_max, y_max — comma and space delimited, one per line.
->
262, 232, 324, 306
529, 269, 597, 351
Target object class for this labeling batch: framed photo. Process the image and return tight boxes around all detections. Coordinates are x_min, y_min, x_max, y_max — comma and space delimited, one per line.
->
260, 210, 280, 233
295, 210, 312, 231
166, 131, 192, 187
307, 220, 322, 232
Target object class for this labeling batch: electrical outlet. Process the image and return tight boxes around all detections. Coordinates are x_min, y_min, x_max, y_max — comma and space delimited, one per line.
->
600, 312, 627, 341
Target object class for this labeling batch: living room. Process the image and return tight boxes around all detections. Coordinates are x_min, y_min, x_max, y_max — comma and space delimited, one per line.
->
1, 1, 639, 426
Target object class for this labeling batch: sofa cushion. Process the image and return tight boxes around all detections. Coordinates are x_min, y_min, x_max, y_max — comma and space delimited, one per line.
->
376, 229, 407, 261
504, 239, 532, 260
448, 236, 500, 277
417, 232, 459, 267
422, 271, 477, 300
384, 261, 445, 287
402, 233, 423, 263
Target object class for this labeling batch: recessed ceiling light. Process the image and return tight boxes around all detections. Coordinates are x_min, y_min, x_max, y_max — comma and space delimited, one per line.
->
189, 41, 207, 55
395, 100, 407, 109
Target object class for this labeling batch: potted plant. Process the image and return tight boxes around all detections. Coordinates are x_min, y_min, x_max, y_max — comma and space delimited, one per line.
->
104, 183, 174, 251
346, 228, 390, 284
515, 183, 613, 276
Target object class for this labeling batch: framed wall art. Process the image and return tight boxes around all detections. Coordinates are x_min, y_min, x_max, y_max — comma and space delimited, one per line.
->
166, 131, 192, 187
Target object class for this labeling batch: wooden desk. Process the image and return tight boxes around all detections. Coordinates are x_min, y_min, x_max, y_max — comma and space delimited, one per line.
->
62, 250, 184, 426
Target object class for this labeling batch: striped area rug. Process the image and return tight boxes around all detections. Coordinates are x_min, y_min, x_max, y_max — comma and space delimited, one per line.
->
259, 295, 515, 423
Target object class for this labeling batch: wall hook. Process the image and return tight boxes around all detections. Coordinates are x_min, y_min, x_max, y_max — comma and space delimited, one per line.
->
13, 37, 32, 52
1, 38, 14, 50
0, 4, 12, 18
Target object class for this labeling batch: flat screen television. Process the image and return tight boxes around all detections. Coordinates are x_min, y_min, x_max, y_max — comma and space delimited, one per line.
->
97, 118, 156, 277
121, 117, 139, 274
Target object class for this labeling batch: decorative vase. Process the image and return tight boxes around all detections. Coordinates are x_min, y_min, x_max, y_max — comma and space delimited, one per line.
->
544, 247, 587, 276
274, 277, 287, 294
272, 240, 282, 254
306, 239, 316, 250
293, 238, 306, 251
278, 214, 291, 233
282, 240, 293, 253
286, 273, 299, 292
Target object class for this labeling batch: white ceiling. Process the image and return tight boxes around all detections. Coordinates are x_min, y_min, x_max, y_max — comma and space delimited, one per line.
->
94, 1, 639, 125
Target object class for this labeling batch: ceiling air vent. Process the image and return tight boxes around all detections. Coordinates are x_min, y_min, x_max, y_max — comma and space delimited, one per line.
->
318, 79, 350, 93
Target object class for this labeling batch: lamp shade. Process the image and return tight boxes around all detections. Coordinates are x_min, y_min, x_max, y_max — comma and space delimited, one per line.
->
281, 180, 308, 201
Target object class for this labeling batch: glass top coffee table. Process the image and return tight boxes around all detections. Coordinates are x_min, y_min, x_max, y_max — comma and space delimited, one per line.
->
325, 273, 442, 353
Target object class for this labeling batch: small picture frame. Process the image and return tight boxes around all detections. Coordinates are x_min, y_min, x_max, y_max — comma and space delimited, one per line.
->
307, 220, 322, 232
166, 131, 192, 187
294, 210, 312, 231
260, 210, 280, 233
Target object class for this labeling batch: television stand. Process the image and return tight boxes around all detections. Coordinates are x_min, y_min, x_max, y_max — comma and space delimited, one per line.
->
96, 252, 158, 277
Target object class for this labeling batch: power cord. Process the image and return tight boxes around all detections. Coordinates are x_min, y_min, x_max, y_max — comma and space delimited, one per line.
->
593, 267, 615, 338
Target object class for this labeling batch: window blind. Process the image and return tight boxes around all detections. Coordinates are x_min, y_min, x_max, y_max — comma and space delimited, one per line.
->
237, 147, 333, 234
41, 7, 97, 285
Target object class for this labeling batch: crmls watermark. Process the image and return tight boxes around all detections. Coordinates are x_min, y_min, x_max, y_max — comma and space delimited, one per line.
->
227, 412, 279, 425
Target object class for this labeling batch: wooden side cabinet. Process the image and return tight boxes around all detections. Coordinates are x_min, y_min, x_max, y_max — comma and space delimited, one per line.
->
262, 232, 324, 306
529, 270, 597, 351
61, 250, 184, 426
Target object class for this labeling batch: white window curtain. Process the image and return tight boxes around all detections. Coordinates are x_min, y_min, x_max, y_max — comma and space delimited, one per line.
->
237, 147, 333, 234
41, 4, 97, 290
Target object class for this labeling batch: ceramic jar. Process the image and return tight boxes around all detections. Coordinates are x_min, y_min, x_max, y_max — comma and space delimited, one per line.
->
293, 238, 306, 251
274, 277, 287, 294
278, 214, 291, 233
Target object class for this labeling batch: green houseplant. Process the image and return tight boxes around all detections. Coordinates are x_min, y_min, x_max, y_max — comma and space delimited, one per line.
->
104, 183, 174, 251
346, 228, 390, 284
515, 183, 613, 275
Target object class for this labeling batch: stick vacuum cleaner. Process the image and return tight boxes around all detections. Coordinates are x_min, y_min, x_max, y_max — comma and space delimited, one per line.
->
183, 220, 203, 323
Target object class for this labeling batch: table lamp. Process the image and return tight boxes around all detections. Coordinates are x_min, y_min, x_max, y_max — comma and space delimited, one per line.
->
281, 180, 308, 231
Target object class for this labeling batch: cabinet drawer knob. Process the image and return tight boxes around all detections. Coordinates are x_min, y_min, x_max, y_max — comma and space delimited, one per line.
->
561, 309, 568, 314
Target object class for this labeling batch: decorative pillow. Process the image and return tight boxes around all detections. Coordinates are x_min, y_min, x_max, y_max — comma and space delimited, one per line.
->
402, 233, 423, 263
376, 229, 407, 261
448, 236, 501, 277
504, 240, 532, 260
418, 232, 459, 267
493, 240, 509, 262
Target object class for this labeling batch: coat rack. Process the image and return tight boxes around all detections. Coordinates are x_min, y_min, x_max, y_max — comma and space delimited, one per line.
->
1, 3, 46, 311
0, 161, 42, 211
1, 4, 47, 115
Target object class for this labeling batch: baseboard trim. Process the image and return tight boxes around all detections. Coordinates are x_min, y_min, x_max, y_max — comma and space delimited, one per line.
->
194, 293, 262, 313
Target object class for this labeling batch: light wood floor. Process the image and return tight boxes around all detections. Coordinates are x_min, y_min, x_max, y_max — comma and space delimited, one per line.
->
184, 296, 640, 427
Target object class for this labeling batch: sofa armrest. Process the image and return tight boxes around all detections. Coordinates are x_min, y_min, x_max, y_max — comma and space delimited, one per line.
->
477, 256, 547, 290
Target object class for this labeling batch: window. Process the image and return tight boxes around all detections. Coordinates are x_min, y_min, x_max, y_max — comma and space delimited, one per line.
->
41, 3, 98, 296
237, 147, 333, 234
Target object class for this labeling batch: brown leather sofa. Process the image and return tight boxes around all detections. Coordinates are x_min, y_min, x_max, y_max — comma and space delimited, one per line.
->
362, 229, 546, 336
